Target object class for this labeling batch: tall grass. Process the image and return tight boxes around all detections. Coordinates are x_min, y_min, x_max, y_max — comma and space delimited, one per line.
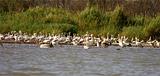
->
0, 6, 159, 40
121, 16, 152, 40
121, 26, 144, 39
105, 6, 128, 35
144, 16, 160, 39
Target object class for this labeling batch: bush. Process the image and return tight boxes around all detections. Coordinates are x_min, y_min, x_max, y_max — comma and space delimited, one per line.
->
109, 6, 128, 31
0, 6, 159, 40
78, 6, 106, 33
0, 7, 77, 34
144, 16, 160, 39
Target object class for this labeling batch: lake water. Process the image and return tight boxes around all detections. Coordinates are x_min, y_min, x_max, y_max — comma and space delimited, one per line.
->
0, 44, 160, 76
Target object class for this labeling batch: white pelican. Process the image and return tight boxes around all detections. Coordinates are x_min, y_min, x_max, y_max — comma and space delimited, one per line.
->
118, 38, 125, 48
0, 34, 4, 40
118, 36, 127, 48
39, 39, 53, 48
95, 38, 101, 47
51, 39, 59, 46
101, 37, 110, 48
135, 39, 143, 47
152, 40, 160, 48
72, 39, 79, 46
83, 37, 90, 49
40, 43, 52, 48
156, 41, 160, 48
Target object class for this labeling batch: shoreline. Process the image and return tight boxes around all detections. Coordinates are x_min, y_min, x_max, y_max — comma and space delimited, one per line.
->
0, 40, 159, 48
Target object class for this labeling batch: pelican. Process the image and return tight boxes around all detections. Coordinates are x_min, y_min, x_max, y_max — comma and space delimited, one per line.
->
51, 39, 58, 46
152, 40, 160, 48
122, 36, 131, 47
118, 36, 126, 48
0, 34, 4, 40
0, 34, 5, 47
83, 37, 90, 49
101, 37, 110, 48
39, 43, 52, 48
39, 39, 53, 48
89, 35, 94, 46
83, 42, 90, 49
146, 36, 155, 47
156, 41, 160, 48
95, 38, 101, 47
135, 39, 143, 47
72, 39, 79, 46
118, 38, 125, 48
63, 36, 72, 44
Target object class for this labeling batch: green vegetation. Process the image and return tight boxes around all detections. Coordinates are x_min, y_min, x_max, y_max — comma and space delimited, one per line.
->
0, 6, 159, 40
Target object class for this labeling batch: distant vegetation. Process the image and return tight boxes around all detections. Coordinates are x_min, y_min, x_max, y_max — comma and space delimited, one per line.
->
0, 0, 160, 40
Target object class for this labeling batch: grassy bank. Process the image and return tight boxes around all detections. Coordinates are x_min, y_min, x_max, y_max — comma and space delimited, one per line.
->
0, 6, 159, 40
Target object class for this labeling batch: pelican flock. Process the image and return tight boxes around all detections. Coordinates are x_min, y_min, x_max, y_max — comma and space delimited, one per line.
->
0, 31, 159, 49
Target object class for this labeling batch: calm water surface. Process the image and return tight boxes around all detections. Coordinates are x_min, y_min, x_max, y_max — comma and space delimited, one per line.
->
0, 44, 160, 76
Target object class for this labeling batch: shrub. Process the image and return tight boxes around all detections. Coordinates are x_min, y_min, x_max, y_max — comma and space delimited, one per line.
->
78, 6, 106, 33
0, 7, 77, 34
109, 6, 128, 31
144, 16, 160, 39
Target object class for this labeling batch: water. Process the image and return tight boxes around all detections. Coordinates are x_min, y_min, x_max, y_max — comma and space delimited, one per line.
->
0, 44, 160, 76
